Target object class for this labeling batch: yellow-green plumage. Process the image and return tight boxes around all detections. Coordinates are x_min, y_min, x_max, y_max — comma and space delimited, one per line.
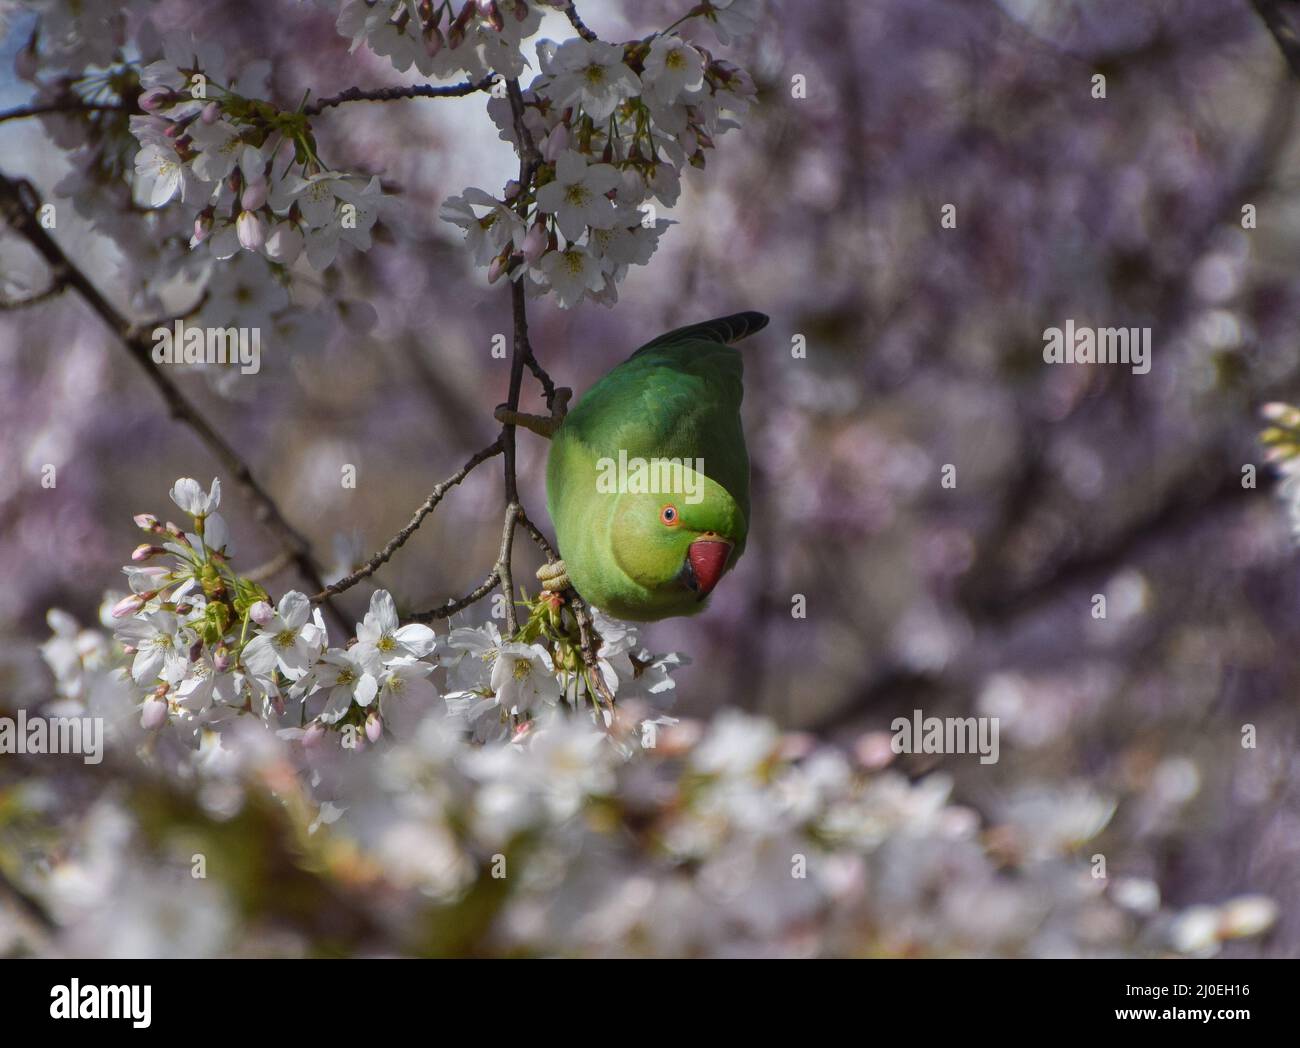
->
546, 312, 767, 621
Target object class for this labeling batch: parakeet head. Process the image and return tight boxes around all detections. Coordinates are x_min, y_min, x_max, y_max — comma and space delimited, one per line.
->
608, 467, 747, 617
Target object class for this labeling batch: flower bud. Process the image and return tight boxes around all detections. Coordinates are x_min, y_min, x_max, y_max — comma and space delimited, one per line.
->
365, 711, 383, 743
140, 696, 169, 730
134, 513, 160, 531
236, 209, 266, 252
423, 25, 445, 57
111, 593, 146, 618
139, 88, 175, 113
487, 253, 508, 284
302, 720, 326, 748
192, 211, 213, 245
521, 221, 547, 264
189, 637, 205, 663
201, 100, 220, 124
249, 601, 275, 627
241, 177, 268, 211
213, 646, 232, 673
485, 1, 505, 32
541, 123, 568, 163
264, 222, 304, 265
132, 543, 164, 562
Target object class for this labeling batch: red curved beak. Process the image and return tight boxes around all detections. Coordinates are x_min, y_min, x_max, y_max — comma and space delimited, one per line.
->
686, 539, 733, 599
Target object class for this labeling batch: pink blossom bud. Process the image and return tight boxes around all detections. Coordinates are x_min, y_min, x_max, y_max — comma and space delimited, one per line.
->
503, 179, 521, 201
449, 1, 476, 46
164, 522, 187, 540
139, 88, 174, 113
365, 711, 383, 743
140, 696, 168, 730
302, 721, 326, 748
249, 601, 275, 627
111, 593, 146, 618
485, 1, 505, 31
134, 513, 160, 531
131, 543, 164, 562
541, 123, 568, 163
189, 637, 205, 663
487, 253, 508, 284
522, 221, 547, 264
424, 25, 445, 58
264, 223, 304, 265
213, 646, 232, 673
241, 178, 268, 211
512, 0, 529, 21
201, 100, 220, 124
236, 209, 266, 252
174, 603, 193, 615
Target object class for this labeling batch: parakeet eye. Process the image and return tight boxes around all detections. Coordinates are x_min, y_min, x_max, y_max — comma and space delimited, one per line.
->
660, 505, 679, 526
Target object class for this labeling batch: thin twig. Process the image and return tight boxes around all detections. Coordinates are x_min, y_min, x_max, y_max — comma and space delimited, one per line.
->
496, 502, 521, 634
0, 170, 350, 636
409, 571, 502, 622
518, 507, 559, 562
311, 437, 504, 601
304, 78, 492, 116
562, 1, 599, 41
0, 99, 127, 125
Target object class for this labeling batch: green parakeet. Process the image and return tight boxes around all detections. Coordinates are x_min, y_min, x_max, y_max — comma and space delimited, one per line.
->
543, 311, 768, 621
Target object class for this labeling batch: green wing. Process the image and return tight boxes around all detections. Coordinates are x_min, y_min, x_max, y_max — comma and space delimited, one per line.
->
553, 311, 767, 513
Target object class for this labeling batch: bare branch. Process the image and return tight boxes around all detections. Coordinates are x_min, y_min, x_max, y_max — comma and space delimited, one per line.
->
311, 437, 505, 601
0, 99, 128, 125
304, 77, 492, 116
518, 507, 559, 562
562, 2, 599, 41
497, 502, 521, 635
0, 170, 350, 636
409, 571, 502, 622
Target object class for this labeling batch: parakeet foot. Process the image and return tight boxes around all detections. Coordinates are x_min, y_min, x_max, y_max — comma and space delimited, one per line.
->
536, 559, 570, 593
495, 387, 572, 438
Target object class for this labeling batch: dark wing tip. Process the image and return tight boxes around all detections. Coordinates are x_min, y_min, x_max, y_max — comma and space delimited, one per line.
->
639, 311, 771, 352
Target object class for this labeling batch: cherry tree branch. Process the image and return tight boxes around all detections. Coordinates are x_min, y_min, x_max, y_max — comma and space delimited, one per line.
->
0, 99, 128, 124
304, 77, 492, 115
562, 2, 599, 41
0, 169, 350, 636
311, 437, 505, 601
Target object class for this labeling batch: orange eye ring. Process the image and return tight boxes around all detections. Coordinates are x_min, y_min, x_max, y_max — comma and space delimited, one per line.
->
660, 504, 679, 526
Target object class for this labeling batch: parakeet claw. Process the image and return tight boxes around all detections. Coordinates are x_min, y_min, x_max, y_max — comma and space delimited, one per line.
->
494, 387, 572, 439
536, 559, 570, 593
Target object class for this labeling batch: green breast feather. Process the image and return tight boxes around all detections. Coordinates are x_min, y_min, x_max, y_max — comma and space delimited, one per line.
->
546, 312, 767, 621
